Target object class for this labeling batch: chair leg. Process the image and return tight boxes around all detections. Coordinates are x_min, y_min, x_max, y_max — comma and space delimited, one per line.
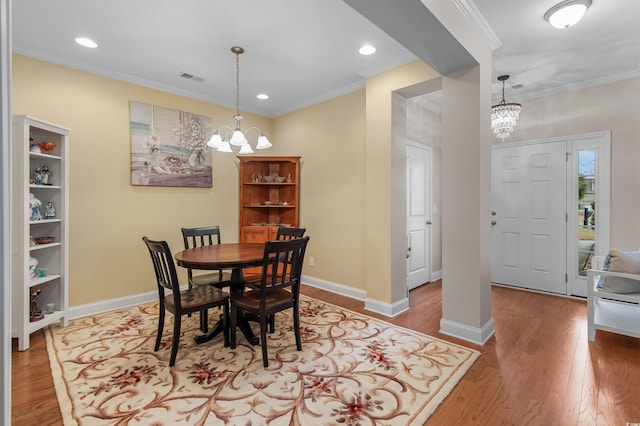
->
170, 315, 181, 367
200, 309, 208, 333
260, 315, 269, 367
222, 303, 230, 347
293, 305, 302, 351
155, 307, 165, 351
230, 304, 237, 349
269, 314, 275, 333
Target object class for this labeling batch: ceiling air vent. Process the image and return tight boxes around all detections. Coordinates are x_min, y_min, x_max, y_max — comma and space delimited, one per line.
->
178, 72, 204, 82
511, 83, 524, 90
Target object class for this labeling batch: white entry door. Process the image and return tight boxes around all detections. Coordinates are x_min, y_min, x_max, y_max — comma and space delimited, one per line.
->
491, 141, 567, 294
407, 142, 432, 289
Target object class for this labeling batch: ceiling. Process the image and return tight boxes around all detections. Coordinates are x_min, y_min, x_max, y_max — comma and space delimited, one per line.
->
12, 0, 640, 118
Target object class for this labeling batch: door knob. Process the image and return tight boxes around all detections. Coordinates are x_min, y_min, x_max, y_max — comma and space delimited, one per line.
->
491, 220, 497, 225
491, 211, 497, 216
426, 220, 432, 225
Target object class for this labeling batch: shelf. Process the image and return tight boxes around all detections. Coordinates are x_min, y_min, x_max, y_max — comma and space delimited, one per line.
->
239, 156, 300, 243
28, 274, 61, 288
28, 310, 64, 334
30, 218, 61, 225
12, 115, 69, 351
30, 184, 62, 190
244, 182, 296, 186
30, 242, 62, 251
593, 298, 640, 339
245, 204, 296, 208
30, 151, 61, 160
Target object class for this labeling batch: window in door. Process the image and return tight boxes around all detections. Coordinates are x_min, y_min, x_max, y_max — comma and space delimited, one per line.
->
577, 150, 596, 276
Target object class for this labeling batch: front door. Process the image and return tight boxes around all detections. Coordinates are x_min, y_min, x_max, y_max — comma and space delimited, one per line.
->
491, 141, 567, 294
406, 142, 432, 289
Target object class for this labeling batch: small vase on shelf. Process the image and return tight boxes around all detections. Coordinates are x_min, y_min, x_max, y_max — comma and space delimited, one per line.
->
29, 193, 42, 221
29, 256, 38, 279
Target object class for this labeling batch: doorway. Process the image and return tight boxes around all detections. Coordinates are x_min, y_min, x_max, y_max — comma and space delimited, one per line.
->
491, 132, 610, 296
406, 142, 432, 289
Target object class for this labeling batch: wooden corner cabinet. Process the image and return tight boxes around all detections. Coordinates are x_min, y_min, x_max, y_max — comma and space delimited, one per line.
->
12, 115, 69, 350
239, 156, 300, 243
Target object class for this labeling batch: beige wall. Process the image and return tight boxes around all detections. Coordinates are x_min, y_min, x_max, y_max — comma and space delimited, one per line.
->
273, 90, 367, 290
365, 60, 440, 304
12, 54, 272, 306
508, 77, 640, 250
13, 53, 369, 307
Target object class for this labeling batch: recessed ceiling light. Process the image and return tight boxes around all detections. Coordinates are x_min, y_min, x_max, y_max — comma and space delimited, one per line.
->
257, 94, 269, 100
75, 37, 98, 48
359, 44, 376, 56
544, 0, 592, 29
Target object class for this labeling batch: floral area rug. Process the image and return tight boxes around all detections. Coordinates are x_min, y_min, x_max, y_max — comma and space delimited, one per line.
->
45, 296, 479, 425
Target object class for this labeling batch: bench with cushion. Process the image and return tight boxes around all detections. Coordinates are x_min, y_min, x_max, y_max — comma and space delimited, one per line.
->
587, 248, 640, 341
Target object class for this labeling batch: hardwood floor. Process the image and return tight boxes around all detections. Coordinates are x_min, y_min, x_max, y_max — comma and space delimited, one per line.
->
12, 282, 640, 425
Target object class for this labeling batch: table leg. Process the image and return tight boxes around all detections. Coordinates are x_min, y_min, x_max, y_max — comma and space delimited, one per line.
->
194, 268, 259, 346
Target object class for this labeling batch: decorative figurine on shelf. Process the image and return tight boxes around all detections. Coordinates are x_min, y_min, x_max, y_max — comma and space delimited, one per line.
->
30, 137, 40, 153
44, 201, 56, 219
29, 256, 38, 278
287, 173, 292, 183
41, 166, 50, 185
29, 193, 42, 221
30, 289, 44, 322
33, 167, 43, 185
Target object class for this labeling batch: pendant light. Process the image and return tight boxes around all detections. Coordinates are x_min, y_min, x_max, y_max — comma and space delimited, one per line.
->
207, 46, 272, 154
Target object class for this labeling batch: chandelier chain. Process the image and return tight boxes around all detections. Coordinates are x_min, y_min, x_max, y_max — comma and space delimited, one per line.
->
235, 52, 240, 116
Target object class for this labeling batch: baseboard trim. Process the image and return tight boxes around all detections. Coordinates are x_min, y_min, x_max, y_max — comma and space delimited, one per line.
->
301, 275, 366, 301
68, 290, 157, 320
67, 276, 408, 322
364, 296, 409, 318
431, 270, 442, 281
439, 318, 495, 346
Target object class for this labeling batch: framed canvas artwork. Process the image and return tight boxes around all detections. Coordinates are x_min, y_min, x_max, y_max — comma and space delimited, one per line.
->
130, 101, 212, 187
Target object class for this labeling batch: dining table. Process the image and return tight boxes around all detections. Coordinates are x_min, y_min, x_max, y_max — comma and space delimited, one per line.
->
174, 242, 265, 346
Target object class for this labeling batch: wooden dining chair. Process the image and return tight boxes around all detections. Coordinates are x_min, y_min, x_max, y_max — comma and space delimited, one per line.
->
181, 226, 231, 332
275, 225, 306, 240
230, 236, 310, 367
246, 226, 307, 332
143, 236, 230, 367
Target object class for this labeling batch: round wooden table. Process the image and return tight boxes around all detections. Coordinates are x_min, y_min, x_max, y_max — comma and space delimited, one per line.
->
175, 243, 265, 345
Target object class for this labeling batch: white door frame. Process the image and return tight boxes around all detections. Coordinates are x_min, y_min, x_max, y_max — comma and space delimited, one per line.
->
491, 131, 610, 297
567, 131, 610, 297
406, 141, 432, 289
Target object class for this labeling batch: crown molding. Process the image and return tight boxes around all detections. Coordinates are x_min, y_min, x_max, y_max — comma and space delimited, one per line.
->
452, 0, 502, 51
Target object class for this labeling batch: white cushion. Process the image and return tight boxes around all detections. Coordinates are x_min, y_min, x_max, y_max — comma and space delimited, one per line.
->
597, 249, 640, 294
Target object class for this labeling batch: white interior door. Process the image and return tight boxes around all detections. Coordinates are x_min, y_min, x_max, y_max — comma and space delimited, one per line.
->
491, 141, 567, 294
407, 142, 431, 289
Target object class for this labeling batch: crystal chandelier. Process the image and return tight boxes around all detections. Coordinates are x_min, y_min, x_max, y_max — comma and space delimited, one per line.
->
490, 75, 521, 141
207, 46, 272, 154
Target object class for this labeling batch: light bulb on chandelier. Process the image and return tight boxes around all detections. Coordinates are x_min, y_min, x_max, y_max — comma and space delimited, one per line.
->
490, 75, 521, 141
207, 46, 272, 154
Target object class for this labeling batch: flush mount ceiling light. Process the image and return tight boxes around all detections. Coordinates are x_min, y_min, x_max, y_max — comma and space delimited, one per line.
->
544, 0, 592, 29
206, 46, 272, 154
490, 75, 521, 141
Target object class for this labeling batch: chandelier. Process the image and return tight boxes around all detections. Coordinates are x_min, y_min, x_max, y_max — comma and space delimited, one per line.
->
207, 46, 272, 154
490, 75, 521, 141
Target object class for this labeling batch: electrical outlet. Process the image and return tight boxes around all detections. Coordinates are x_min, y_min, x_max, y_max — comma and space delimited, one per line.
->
309, 256, 315, 267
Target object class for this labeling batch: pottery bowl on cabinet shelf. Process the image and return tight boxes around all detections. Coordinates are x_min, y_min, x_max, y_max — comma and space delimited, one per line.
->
38, 141, 56, 153
34, 236, 54, 244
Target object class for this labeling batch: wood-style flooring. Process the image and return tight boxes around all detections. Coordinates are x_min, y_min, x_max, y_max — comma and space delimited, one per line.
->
12, 281, 640, 425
